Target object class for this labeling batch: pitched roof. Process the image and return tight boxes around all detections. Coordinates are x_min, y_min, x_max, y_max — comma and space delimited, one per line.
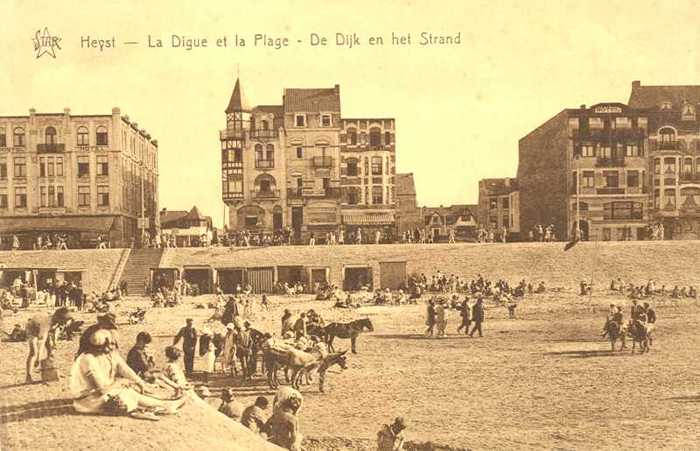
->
160, 210, 188, 226
480, 178, 518, 195
225, 78, 251, 113
395, 173, 416, 196
184, 206, 206, 221
628, 83, 700, 109
283, 86, 341, 113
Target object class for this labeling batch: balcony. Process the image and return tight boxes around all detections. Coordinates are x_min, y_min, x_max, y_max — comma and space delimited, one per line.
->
572, 128, 646, 140
679, 174, 700, 184
312, 156, 333, 168
595, 157, 626, 167
37, 143, 65, 153
255, 159, 274, 169
596, 187, 625, 195
657, 141, 679, 151
250, 129, 278, 139
219, 128, 245, 140
254, 189, 279, 199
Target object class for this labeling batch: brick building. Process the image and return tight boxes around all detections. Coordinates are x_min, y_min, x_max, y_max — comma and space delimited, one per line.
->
477, 177, 520, 238
518, 102, 649, 241
0, 108, 159, 249
394, 172, 422, 235
219, 78, 397, 243
628, 81, 700, 239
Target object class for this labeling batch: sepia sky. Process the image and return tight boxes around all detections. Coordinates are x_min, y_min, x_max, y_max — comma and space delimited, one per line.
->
2, 0, 699, 227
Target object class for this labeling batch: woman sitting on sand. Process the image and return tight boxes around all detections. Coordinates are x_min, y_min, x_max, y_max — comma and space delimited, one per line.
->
70, 330, 185, 420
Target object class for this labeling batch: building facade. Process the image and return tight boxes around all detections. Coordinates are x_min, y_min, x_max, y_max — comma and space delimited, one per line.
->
160, 206, 213, 247
421, 204, 478, 242
219, 79, 397, 243
0, 108, 159, 249
477, 178, 520, 238
628, 81, 700, 239
518, 102, 649, 241
395, 172, 422, 235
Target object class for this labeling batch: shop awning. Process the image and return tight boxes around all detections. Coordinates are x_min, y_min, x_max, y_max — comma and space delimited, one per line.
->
342, 212, 395, 225
0, 216, 115, 234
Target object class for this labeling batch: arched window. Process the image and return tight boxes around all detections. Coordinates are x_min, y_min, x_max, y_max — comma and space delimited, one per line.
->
45, 127, 57, 145
659, 127, 676, 148
96, 126, 108, 146
254, 173, 277, 195
261, 120, 269, 130
684, 158, 693, 176
347, 128, 357, 145
77, 126, 89, 146
369, 127, 382, 147
255, 143, 264, 160
265, 143, 274, 161
13, 127, 25, 147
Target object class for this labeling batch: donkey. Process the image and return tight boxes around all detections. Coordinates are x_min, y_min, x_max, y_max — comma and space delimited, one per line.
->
603, 320, 625, 351
627, 320, 650, 354
325, 318, 374, 354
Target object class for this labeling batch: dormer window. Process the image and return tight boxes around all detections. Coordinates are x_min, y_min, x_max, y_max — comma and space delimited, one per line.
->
321, 114, 331, 127
660, 101, 672, 110
295, 114, 306, 127
682, 103, 696, 120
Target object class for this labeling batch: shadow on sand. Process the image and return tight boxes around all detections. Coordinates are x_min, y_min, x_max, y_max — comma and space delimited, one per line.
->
371, 333, 473, 341
543, 349, 633, 359
666, 395, 700, 403
0, 398, 75, 424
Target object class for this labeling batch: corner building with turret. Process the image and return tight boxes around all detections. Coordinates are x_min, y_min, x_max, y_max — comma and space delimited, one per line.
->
220, 79, 397, 243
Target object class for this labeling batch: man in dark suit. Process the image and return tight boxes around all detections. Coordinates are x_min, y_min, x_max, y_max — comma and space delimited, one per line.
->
173, 318, 198, 376
425, 299, 436, 337
469, 297, 485, 337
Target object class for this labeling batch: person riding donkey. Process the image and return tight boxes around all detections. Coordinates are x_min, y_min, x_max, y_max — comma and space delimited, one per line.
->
602, 305, 626, 348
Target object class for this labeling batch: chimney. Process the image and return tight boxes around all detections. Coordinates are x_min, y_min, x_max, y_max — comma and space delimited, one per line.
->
580, 104, 586, 110
29, 108, 36, 116
112, 107, 121, 115
63, 107, 71, 116
505, 178, 511, 187
632, 80, 641, 88
334, 84, 340, 95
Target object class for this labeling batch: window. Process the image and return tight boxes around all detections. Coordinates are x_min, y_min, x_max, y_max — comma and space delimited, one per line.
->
56, 186, 64, 207
489, 199, 497, 209
369, 128, 381, 147
502, 215, 509, 228
372, 186, 383, 204
599, 146, 612, 159
627, 170, 639, 188
654, 158, 661, 175
581, 145, 595, 157
0, 190, 7, 208
502, 198, 509, 209
0, 132, 6, 147
261, 120, 269, 130
295, 115, 306, 127
664, 157, 676, 174
78, 156, 90, 178
582, 171, 595, 188
245, 216, 258, 227
660, 101, 672, 110
45, 126, 57, 145
654, 189, 660, 209
371, 156, 383, 175
603, 201, 643, 220
625, 144, 639, 157
13, 127, 25, 147
347, 187, 359, 205
348, 128, 357, 145
97, 185, 109, 206
346, 159, 358, 177
40, 186, 48, 207
682, 158, 693, 176
265, 144, 274, 161
13, 157, 26, 177
56, 157, 63, 176
78, 186, 90, 207
97, 156, 109, 176
321, 114, 331, 127
664, 189, 676, 208
322, 177, 330, 192
296, 147, 303, 158
77, 126, 89, 146
96, 126, 108, 145
385, 131, 392, 145
14, 186, 26, 208
604, 170, 619, 188
255, 144, 263, 161
659, 127, 675, 147
0, 160, 6, 179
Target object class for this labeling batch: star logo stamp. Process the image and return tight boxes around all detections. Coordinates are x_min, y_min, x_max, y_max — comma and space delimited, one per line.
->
33, 27, 62, 59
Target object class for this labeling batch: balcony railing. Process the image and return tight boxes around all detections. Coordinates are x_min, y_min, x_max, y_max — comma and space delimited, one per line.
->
255, 159, 275, 169
680, 174, 700, 184
657, 141, 679, 151
254, 189, 279, 198
596, 187, 625, 195
219, 128, 245, 140
312, 156, 333, 168
572, 128, 646, 140
37, 143, 65, 153
250, 129, 278, 139
595, 157, 626, 167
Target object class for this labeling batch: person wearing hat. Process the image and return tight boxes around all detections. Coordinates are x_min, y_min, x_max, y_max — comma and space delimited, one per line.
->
25, 307, 72, 383
221, 323, 237, 375
173, 318, 198, 377
126, 332, 156, 382
76, 313, 119, 359
281, 309, 294, 337
377, 416, 407, 451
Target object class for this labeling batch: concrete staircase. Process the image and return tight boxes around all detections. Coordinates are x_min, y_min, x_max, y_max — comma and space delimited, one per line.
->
118, 248, 164, 296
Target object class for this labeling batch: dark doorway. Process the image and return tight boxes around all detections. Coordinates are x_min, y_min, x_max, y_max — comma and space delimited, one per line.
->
292, 207, 303, 242
36, 270, 57, 291
182, 268, 212, 295
343, 267, 373, 291
273, 211, 283, 231
380, 261, 407, 290
310, 268, 329, 286
217, 269, 245, 294
277, 266, 305, 285
61, 271, 83, 287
